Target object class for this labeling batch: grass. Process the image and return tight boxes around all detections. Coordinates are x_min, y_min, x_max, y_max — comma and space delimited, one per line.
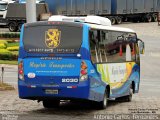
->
11, 51, 19, 55
7, 42, 19, 47
0, 60, 18, 65
0, 82, 15, 91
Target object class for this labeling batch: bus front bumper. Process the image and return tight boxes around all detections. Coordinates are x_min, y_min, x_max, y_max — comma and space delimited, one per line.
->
18, 81, 89, 100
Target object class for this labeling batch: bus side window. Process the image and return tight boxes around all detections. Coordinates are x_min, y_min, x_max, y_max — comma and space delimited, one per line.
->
135, 43, 140, 62
104, 31, 127, 63
89, 30, 99, 63
100, 31, 108, 63
126, 35, 138, 61
130, 42, 136, 61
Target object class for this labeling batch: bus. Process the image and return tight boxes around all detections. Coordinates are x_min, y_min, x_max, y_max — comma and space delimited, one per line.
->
18, 16, 145, 109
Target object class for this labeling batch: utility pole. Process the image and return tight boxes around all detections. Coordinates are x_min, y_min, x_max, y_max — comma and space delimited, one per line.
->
26, 0, 37, 23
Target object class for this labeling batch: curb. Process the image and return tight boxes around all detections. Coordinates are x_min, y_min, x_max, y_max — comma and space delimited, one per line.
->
0, 64, 17, 68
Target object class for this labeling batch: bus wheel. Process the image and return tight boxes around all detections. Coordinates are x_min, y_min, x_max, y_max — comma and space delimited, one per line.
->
116, 85, 133, 102
43, 100, 60, 108
97, 90, 108, 109
132, 18, 139, 23
110, 17, 116, 25
116, 17, 122, 24
8, 22, 17, 32
152, 14, 158, 22
145, 14, 152, 22
125, 85, 133, 102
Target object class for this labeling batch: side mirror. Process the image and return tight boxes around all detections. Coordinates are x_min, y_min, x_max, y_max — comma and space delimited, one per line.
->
138, 39, 145, 54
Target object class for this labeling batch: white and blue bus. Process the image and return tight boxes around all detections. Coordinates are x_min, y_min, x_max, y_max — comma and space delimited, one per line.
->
18, 16, 144, 109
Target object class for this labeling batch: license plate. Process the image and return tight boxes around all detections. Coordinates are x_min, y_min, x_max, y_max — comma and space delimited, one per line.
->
45, 89, 58, 95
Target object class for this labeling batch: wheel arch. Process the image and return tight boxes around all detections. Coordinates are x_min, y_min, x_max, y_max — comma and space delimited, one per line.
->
131, 81, 135, 93
106, 85, 110, 98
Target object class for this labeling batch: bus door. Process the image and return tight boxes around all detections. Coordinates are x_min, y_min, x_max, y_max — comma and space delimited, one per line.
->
88, 30, 107, 101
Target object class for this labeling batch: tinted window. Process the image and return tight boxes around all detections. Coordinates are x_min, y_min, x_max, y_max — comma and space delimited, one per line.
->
23, 25, 83, 54
102, 31, 137, 63
89, 30, 101, 63
89, 29, 137, 63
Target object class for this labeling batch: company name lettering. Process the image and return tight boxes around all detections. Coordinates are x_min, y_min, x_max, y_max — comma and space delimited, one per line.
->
30, 62, 46, 68
49, 62, 75, 69
112, 66, 127, 76
29, 62, 75, 69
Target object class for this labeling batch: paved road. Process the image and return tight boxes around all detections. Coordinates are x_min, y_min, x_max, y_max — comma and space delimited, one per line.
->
0, 65, 17, 87
0, 22, 160, 120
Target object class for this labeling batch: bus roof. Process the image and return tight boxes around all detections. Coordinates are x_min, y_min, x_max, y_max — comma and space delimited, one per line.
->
87, 23, 135, 33
48, 15, 135, 33
48, 15, 112, 26
24, 21, 135, 34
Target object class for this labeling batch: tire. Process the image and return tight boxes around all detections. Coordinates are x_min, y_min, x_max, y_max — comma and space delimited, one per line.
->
140, 17, 145, 22
96, 90, 108, 109
152, 14, 158, 22
123, 17, 128, 22
43, 100, 60, 108
132, 18, 139, 23
124, 85, 133, 102
116, 17, 122, 24
116, 85, 133, 102
8, 22, 17, 32
145, 15, 152, 22
18, 23, 23, 32
110, 17, 116, 25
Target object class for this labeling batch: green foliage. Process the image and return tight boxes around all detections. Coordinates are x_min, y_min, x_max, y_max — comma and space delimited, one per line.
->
0, 49, 18, 61
0, 60, 18, 65
12, 51, 19, 56
7, 42, 19, 47
0, 49, 12, 60
0, 32, 20, 38
7, 46, 19, 51
0, 43, 7, 49
11, 51, 19, 60
7, 40, 14, 43
0, 40, 8, 46
0, 49, 11, 54
0, 39, 19, 61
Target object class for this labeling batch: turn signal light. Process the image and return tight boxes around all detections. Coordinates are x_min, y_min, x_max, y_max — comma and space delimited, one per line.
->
18, 60, 24, 80
80, 61, 88, 81
81, 70, 87, 75
19, 70, 23, 74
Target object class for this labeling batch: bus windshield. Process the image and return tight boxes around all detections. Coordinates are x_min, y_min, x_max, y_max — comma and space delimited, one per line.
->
23, 25, 83, 54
